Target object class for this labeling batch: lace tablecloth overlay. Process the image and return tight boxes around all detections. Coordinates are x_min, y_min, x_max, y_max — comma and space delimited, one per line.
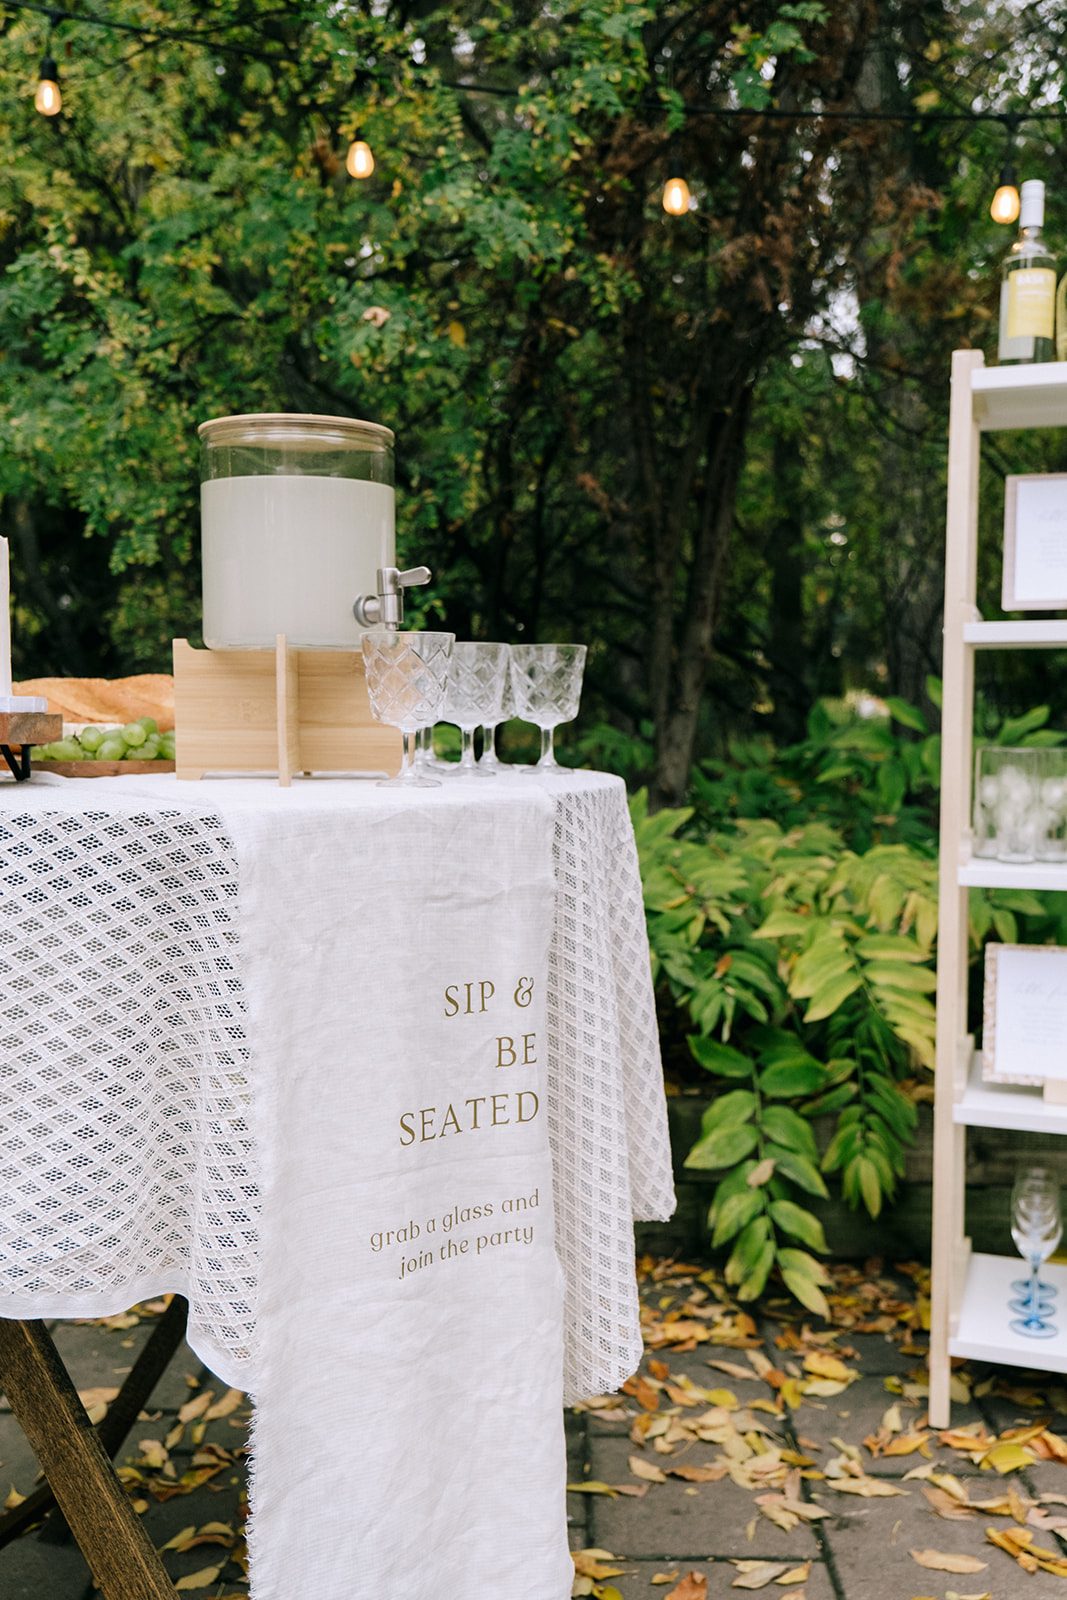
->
0, 771, 673, 1399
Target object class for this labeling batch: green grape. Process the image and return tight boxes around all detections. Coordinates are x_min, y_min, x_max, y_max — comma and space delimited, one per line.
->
122, 721, 147, 747
97, 736, 127, 761
138, 735, 161, 760
159, 733, 176, 760
79, 725, 105, 753
137, 716, 159, 735
35, 741, 61, 759
50, 739, 83, 761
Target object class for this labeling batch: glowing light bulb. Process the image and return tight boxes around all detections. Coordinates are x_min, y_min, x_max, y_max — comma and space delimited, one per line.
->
662, 177, 690, 216
990, 157, 1020, 224
346, 140, 375, 179
34, 57, 61, 116
991, 182, 1020, 224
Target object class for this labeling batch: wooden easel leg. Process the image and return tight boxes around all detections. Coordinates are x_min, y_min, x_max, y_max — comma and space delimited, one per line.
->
276, 633, 300, 787
0, 1317, 178, 1599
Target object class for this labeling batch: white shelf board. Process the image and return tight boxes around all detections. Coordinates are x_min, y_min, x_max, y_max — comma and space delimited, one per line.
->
950, 1252, 1067, 1370
954, 1049, 1067, 1134
964, 620, 1067, 649
972, 363, 1067, 432
958, 853, 1067, 890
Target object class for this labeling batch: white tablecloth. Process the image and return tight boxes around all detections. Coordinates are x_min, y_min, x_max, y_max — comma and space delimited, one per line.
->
0, 769, 674, 1598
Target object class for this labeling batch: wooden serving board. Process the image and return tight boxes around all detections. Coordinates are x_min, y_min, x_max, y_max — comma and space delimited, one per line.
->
31, 761, 176, 778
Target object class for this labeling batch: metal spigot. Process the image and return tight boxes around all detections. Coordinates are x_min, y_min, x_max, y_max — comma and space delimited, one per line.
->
353, 565, 432, 630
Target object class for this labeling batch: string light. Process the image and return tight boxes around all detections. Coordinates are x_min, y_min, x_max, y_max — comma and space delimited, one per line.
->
34, 53, 61, 114
662, 177, 690, 216
5, 0, 1055, 225
991, 163, 1020, 224
346, 138, 374, 178
988, 115, 1020, 223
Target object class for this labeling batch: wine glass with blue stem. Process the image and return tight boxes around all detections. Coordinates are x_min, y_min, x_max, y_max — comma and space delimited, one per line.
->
1009, 1168, 1062, 1339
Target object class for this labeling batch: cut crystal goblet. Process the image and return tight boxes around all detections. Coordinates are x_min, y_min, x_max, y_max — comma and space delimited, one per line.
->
510, 643, 587, 773
439, 642, 511, 777
479, 647, 518, 772
361, 631, 454, 788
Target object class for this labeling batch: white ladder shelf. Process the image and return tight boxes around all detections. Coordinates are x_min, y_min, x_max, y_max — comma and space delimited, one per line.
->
931, 349, 1067, 1425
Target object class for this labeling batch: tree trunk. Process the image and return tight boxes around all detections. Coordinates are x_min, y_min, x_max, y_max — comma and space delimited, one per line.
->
650, 388, 752, 807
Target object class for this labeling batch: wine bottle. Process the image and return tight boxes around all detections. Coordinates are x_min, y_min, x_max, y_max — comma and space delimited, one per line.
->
999, 179, 1057, 365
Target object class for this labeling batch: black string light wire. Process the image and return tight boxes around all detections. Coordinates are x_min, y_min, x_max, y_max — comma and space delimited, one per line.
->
3, 0, 1061, 217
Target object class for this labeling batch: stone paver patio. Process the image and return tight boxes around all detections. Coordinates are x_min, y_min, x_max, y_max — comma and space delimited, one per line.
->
4, 1259, 1067, 1599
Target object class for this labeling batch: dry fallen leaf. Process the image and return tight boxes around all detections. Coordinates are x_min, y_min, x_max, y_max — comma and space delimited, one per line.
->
652, 1573, 681, 1586
4, 1486, 26, 1510
987, 1524, 1067, 1576
779, 1379, 805, 1410
776, 1566, 810, 1586
173, 1569, 221, 1593
635, 1377, 661, 1412
158, 1526, 197, 1554
883, 1432, 932, 1458
708, 1360, 759, 1381
203, 1388, 244, 1421
567, 1481, 619, 1497
731, 1561, 788, 1589
803, 1353, 854, 1383
666, 1464, 728, 1483
177, 1391, 214, 1426
909, 1550, 988, 1574
77, 1386, 120, 1413
981, 1442, 1034, 1474
666, 1573, 707, 1600
630, 1455, 668, 1483
705, 1388, 739, 1409
573, 1550, 628, 1580
663, 1384, 700, 1410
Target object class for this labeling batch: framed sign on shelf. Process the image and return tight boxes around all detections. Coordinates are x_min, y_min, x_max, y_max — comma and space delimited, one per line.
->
983, 941, 1067, 1101
1003, 473, 1067, 610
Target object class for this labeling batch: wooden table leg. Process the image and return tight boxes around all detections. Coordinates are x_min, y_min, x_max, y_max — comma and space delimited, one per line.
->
39, 1294, 191, 1546
0, 1316, 179, 1599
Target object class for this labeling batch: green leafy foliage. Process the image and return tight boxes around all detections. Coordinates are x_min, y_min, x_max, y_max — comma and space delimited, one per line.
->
633, 703, 1067, 1312
686, 1028, 831, 1311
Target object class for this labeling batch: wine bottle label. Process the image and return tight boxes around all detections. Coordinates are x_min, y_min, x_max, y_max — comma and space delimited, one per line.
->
1007, 268, 1056, 339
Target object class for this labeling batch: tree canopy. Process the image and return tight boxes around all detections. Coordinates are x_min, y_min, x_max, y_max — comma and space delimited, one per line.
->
1, 0, 1065, 799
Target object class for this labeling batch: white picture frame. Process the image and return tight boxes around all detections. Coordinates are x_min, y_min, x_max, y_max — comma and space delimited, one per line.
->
983, 941, 1067, 1087
1003, 474, 1067, 610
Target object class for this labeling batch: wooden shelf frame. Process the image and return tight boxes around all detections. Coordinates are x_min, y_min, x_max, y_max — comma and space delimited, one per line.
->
931, 349, 1067, 1427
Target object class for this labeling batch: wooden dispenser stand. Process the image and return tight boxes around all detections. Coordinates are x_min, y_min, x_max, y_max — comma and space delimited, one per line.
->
172, 637, 400, 784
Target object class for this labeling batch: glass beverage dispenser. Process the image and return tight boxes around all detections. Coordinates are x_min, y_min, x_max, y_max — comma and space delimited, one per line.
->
198, 413, 395, 650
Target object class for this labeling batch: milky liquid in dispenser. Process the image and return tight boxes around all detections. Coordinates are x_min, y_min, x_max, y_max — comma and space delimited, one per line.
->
199, 413, 395, 649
